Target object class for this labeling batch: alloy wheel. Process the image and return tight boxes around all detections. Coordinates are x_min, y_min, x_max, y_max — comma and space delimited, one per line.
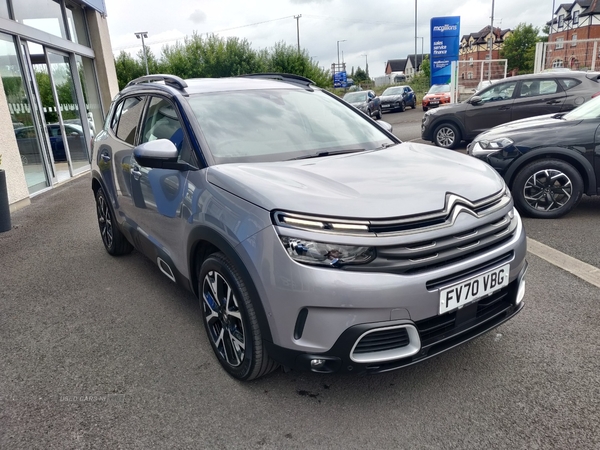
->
96, 194, 113, 249
202, 271, 246, 367
436, 127, 455, 147
523, 169, 572, 212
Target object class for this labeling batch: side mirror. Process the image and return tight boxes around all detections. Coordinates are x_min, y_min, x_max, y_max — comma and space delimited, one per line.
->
376, 120, 393, 133
469, 95, 482, 105
133, 139, 188, 170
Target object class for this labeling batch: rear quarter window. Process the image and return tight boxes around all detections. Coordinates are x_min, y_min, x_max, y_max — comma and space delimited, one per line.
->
558, 78, 582, 90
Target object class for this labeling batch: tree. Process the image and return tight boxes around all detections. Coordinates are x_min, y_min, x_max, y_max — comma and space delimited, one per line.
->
500, 23, 539, 74
353, 66, 369, 84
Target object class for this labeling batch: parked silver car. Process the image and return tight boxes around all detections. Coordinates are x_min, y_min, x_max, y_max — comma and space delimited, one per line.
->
91, 74, 527, 380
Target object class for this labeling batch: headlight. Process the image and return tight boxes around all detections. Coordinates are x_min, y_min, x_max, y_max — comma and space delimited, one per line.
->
279, 236, 375, 267
471, 138, 514, 156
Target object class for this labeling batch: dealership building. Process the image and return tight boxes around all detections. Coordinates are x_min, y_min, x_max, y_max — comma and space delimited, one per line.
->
0, 0, 117, 212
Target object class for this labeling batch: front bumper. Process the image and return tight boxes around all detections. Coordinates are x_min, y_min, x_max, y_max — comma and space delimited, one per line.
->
265, 267, 526, 374
238, 209, 527, 373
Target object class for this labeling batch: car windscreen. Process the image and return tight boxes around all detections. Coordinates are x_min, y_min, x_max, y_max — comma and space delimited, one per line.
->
188, 89, 395, 164
427, 84, 450, 94
382, 87, 403, 95
343, 92, 367, 102
563, 95, 600, 121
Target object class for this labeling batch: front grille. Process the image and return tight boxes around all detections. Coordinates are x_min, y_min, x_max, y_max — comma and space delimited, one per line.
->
369, 213, 517, 275
353, 328, 410, 354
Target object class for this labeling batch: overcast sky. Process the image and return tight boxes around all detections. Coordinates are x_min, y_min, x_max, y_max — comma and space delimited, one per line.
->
104, 0, 554, 77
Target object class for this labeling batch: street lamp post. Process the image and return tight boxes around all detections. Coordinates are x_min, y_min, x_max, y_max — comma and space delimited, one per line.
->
135, 31, 149, 75
417, 37, 424, 72
337, 40, 346, 68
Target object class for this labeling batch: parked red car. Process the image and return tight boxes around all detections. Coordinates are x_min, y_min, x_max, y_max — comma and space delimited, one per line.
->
422, 84, 451, 111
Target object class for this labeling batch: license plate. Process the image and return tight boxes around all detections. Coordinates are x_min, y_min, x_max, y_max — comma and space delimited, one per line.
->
430, 100, 440, 105
439, 264, 510, 314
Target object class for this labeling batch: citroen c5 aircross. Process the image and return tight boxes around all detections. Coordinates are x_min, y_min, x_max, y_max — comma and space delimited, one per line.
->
91, 73, 527, 380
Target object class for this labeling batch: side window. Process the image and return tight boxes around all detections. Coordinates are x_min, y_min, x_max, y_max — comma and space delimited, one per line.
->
140, 96, 192, 163
115, 96, 145, 145
519, 79, 559, 98
558, 78, 582, 91
479, 81, 517, 103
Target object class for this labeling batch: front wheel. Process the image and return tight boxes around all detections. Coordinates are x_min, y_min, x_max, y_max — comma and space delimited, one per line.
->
411, 100, 417, 109
375, 107, 382, 120
512, 159, 583, 219
199, 252, 278, 380
422, 106, 428, 112
399, 101, 406, 112
433, 123, 461, 149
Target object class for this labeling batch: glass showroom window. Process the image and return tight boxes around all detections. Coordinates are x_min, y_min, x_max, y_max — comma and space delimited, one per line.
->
75, 55, 103, 135
13, 0, 68, 40
0, 0, 9, 19
65, 1, 90, 47
0, 33, 50, 193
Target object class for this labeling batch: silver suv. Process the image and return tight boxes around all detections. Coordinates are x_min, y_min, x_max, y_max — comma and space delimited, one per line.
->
91, 74, 527, 380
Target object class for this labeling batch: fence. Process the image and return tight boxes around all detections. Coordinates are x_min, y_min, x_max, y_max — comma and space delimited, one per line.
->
534, 39, 600, 73
453, 59, 508, 101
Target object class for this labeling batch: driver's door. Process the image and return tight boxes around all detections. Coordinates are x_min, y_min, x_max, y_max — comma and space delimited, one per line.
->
464, 80, 519, 139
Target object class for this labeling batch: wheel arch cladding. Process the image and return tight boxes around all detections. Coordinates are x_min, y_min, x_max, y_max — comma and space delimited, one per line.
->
505, 148, 596, 195
188, 226, 273, 343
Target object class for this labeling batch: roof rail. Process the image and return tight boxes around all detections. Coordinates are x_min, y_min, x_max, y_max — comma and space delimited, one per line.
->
238, 73, 315, 88
125, 74, 188, 90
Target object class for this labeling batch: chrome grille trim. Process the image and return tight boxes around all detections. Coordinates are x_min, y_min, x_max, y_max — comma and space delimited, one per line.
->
272, 188, 511, 237
350, 325, 421, 363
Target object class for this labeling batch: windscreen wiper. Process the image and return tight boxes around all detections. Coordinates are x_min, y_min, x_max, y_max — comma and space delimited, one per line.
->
289, 148, 368, 160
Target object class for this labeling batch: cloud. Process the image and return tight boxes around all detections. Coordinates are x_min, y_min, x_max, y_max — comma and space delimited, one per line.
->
189, 9, 207, 24
289, 0, 332, 4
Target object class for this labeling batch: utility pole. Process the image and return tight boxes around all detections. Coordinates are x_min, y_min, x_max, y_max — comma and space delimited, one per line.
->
489, 0, 495, 80
294, 15, 302, 53
135, 31, 149, 75
337, 40, 346, 67
361, 54, 368, 78
415, 0, 418, 78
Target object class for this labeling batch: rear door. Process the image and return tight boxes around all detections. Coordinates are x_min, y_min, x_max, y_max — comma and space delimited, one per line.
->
463, 79, 518, 138
510, 78, 566, 122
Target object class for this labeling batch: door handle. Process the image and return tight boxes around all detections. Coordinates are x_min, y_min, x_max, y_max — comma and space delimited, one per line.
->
100, 152, 111, 162
131, 167, 142, 181
546, 100, 561, 105
499, 106, 511, 110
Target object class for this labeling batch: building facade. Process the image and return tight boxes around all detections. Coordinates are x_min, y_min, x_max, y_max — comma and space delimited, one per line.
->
547, 1, 600, 70
0, 0, 118, 212
459, 26, 512, 80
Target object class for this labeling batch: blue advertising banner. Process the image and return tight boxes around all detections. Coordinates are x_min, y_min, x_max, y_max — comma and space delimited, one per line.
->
430, 16, 460, 86
333, 71, 347, 88
80, 0, 107, 15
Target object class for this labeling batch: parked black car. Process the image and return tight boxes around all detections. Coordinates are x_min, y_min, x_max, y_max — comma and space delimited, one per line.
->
468, 94, 600, 218
342, 90, 382, 119
380, 85, 417, 112
422, 71, 600, 149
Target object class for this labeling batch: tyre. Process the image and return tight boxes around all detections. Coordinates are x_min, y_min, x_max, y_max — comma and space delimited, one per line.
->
512, 159, 583, 219
422, 106, 428, 112
411, 100, 417, 109
367, 108, 371, 117
95, 187, 133, 256
375, 107, 382, 120
399, 101, 406, 112
433, 123, 461, 149
199, 252, 278, 381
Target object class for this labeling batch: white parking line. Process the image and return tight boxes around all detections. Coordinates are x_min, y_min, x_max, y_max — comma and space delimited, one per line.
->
527, 238, 600, 289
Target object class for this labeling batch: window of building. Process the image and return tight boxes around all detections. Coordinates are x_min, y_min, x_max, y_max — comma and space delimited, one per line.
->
467, 72, 473, 79
552, 58, 564, 68
13, 0, 68, 40
571, 34, 577, 46
65, 1, 90, 47
115, 97, 146, 145
556, 38, 564, 49
0, 0, 9, 19
573, 10, 579, 25
558, 14, 564, 28
469, 57, 473, 66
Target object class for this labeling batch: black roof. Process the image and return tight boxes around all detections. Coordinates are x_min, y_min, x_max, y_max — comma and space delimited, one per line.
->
386, 59, 407, 72
407, 54, 430, 69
